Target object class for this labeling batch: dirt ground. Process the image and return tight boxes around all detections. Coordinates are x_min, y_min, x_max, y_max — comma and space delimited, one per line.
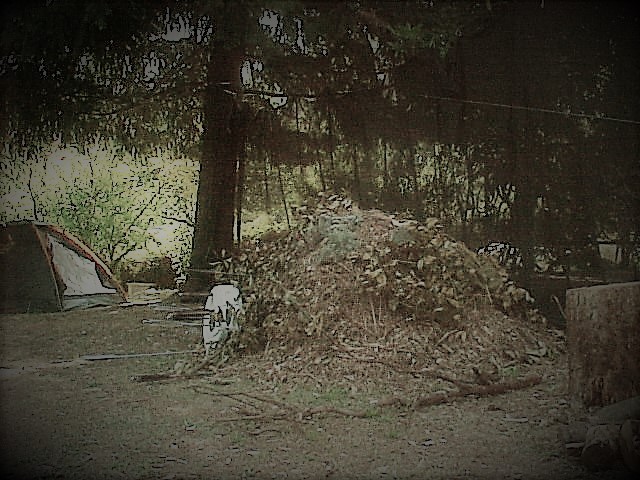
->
0, 305, 635, 480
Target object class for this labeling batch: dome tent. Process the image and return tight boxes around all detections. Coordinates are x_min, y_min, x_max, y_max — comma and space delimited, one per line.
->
0, 222, 126, 313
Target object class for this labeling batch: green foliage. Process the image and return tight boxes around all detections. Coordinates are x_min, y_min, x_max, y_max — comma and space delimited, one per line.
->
387, 22, 453, 58
52, 169, 157, 265
0, 142, 197, 270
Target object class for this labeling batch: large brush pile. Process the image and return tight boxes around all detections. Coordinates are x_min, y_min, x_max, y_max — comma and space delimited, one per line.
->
201, 194, 561, 392
252, 195, 540, 330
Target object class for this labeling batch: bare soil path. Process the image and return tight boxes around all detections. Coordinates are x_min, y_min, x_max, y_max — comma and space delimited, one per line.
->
0, 306, 634, 479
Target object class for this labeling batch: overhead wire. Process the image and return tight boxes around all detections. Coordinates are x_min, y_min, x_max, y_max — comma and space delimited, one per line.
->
419, 94, 640, 126
240, 85, 640, 126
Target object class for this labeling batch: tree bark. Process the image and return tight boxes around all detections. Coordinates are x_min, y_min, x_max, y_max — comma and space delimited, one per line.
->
235, 137, 247, 244
566, 282, 640, 408
506, 14, 536, 281
188, 42, 246, 288
351, 143, 361, 204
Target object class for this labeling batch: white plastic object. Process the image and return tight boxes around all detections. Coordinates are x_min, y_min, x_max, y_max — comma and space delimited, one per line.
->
202, 284, 242, 353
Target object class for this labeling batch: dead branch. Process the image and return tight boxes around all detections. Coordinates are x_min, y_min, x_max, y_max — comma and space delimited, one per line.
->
248, 428, 282, 436
237, 391, 293, 410
216, 412, 289, 422
301, 406, 371, 419
130, 346, 235, 383
335, 351, 475, 387
192, 386, 374, 421
190, 369, 542, 421
130, 372, 233, 383
85, 350, 197, 361
413, 374, 542, 409
160, 214, 195, 228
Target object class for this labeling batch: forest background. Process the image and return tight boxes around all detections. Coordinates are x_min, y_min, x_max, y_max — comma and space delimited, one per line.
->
1, 0, 638, 286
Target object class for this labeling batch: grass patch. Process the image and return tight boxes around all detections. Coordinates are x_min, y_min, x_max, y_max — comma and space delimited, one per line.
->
286, 385, 362, 409
229, 429, 248, 445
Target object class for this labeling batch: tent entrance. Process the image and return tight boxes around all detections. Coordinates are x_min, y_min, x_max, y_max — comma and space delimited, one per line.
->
49, 236, 117, 296
0, 223, 126, 313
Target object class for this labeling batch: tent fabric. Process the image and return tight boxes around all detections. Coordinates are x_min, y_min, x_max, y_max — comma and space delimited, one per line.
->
49, 236, 116, 296
0, 222, 126, 313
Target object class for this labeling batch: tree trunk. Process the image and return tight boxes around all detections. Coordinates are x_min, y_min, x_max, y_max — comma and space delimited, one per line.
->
235, 138, 247, 244
188, 42, 245, 288
326, 104, 337, 189
263, 151, 272, 211
566, 281, 640, 408
351, 143, 361, 204
316, 147, 326, 192
506, 16, 536, 281
277, 162, 291, 230
408, 147, 421, 219
454, 42, 470, 241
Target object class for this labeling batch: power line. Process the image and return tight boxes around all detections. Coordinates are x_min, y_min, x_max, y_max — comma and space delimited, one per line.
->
240, 85, 640, 126
420, 94, 640, 126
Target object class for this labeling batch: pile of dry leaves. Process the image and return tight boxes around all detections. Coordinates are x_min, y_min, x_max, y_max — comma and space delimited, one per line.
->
187, 194, 561, 397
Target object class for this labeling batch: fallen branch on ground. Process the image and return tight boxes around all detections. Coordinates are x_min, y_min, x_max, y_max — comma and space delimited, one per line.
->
130, 373, 234, 383
335, 351, 487, 388
199, 377, 543, 422
300, 405, 371, 418
84, 350, 198, 361
217, 412, 290, 422
192, 386, 372, 421
413, 374, 542, 408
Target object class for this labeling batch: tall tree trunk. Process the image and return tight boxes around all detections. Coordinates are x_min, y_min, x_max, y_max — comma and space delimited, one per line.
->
455, 41, 471, 244
506, 12, 536, 282
189, 42, 245, 287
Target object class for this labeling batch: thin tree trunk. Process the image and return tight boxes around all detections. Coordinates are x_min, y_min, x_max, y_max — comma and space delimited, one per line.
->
277, 162, 291, 230
316, 148, 326, 192
408, 147, 421, 219
27, 166, 40, 221
455, 44, 470, 243
327, 104, 337, 189
316, 115, 326, 192
381, 140, 389, 206
235, 140, 247, 244
295, 99, 304, 177
352, 143, 361, 203
263, 151, 271, 211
